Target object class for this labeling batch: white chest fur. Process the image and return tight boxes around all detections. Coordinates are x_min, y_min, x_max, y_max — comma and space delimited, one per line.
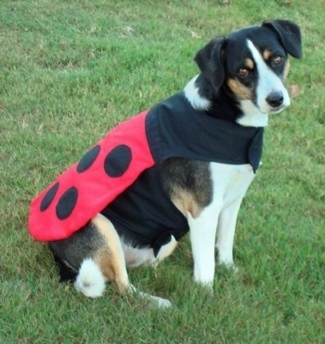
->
210, 162, 256, 208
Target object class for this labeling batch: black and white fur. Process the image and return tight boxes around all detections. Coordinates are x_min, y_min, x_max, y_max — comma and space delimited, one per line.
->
49, 20, 302, 308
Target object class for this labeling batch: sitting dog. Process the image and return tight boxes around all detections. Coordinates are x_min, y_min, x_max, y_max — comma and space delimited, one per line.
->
28, 19, 302, 308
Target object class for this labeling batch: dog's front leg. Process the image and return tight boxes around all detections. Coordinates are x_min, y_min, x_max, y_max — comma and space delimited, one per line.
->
188, 205, 219, 288
216, 196, 244, 269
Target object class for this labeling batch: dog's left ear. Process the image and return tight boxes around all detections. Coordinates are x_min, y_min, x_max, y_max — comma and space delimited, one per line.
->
263, 19, 302, 59
194, 36, 226, 90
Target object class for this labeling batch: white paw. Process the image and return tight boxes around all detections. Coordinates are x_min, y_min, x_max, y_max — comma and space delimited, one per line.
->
219, 261, 239, 273
130, 285, 172, 309
150, 295, 173, 309
194, 278, 213, 288
194, 279, 214, 295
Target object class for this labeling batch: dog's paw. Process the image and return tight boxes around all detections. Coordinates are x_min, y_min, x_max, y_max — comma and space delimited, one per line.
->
219, 261, 239, 273
194, 279, 214, 295
230, 265, 239, 273
150, 295, 172, 309
130, 285, 172, 309
141, 293, 172, 309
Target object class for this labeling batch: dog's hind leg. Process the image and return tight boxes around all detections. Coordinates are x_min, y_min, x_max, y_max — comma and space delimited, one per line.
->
49, 214, 130, 298
51, 214, 172, 308
90, 214, 130, 294
92, 215, 172, 308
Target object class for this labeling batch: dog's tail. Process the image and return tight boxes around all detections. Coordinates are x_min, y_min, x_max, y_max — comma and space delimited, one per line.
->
74, 258, 106, 298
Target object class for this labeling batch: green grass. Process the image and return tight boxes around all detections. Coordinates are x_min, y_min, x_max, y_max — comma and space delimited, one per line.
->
1, 0, 324, 343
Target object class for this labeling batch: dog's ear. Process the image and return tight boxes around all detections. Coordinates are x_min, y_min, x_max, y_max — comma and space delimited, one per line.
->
194, 36, 226, 90
263, 20, 302, 59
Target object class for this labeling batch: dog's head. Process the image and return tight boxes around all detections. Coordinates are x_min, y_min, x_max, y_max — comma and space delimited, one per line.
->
193, 20, 302, 124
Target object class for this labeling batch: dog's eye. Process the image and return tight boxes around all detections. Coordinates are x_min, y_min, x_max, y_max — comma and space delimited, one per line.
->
272, 56, 284, 65
238, 68, 249, 78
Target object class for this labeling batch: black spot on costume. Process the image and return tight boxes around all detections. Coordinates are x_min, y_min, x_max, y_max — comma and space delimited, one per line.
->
77, 145, 101, 173
40, 182, 59, 212
56, 187, 78, 220
104, 145, 132, 178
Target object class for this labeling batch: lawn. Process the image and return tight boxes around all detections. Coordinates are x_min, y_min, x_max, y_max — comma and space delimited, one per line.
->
0, 0, 324, 343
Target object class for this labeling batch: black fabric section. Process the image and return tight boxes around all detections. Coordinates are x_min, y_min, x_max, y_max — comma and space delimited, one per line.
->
248, 129, 264, 172
40, 182, 59, 212
104, 145, 132, 178
146, 92, 264, 173
101, 166, 188, 251
153, 232, 172, 257
56, 187, 78, 220
77, 145, 101, 173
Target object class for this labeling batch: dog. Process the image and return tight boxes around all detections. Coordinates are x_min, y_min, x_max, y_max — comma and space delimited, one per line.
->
28, 19, 302, 308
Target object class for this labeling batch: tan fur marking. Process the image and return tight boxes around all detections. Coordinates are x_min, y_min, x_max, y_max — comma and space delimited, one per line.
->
91, 214, 130, 293
245, 58, 254, 69
263, 49, 272, 60
227, 78, 252, 100
283, 59, 290, 80
170, 188, 203, 218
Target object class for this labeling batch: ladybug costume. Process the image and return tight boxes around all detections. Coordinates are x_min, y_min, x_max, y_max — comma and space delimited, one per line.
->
28, 92, 264, 254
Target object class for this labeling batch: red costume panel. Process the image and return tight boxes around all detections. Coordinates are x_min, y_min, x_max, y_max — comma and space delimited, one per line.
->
28, 111, 154, 241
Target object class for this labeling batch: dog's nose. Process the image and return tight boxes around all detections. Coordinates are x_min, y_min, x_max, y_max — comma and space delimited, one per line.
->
266, 91, 284, 108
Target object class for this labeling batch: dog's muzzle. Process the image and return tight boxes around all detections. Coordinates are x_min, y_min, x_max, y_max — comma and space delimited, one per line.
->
266, 91, 284, 108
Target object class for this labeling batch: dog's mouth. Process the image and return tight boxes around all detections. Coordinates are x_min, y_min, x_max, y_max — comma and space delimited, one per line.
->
268, 104, 287, 114
256, 103, 287, 115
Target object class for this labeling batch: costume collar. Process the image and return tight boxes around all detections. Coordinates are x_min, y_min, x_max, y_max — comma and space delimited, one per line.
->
146, 92, 264, 173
